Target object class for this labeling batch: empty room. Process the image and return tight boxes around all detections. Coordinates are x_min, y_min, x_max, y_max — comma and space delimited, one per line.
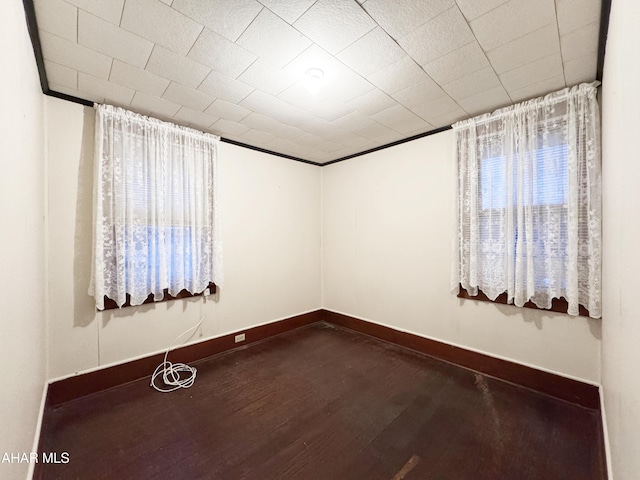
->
1, 0, 638, 478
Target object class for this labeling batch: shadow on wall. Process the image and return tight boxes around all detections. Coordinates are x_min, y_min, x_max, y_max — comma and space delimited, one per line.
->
73, 107, 96, 328
457, 296, 602, 341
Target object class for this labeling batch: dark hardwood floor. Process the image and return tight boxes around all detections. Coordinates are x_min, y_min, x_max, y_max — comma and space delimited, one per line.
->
35, 322, 606, 480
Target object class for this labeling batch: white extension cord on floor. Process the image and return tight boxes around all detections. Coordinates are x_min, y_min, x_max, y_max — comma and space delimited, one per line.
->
150, 316, 205, 393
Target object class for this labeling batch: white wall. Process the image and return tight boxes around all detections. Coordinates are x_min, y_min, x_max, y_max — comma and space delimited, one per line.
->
0, 1, 47, 479
322, 130, 602, 382
46, 97, 321, 378
601, 0, 640, 478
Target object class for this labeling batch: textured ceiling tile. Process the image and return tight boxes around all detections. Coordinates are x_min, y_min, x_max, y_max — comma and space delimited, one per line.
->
187, 29, 257, 79
293, 0, 376, 55
121, 0, 203, 55
470, 0, 556, 51
312, 138, 346, 153
78, 11, 154, 68
346, 88, 397, 116
564, 55, 598, 86
242, 111, 293, 136
391, 77, 445, 108
49, 83, 104, 103
172, 0, 262, 42
443, 67, 502, 100
557, 0, 601, 35
240, 89, 310, 126
282, 45, 375, 102
300, 117, 339, 136
240, 128, 277, 145
423, 41, 490, 85
508, 75, 566, 102
368, 56, 430, 95
311, 100, 356, 122
110, 60, 170, 97
211, 118, 250, 137
257, 0, 317, 23
296, 132, 338, 147
39, 30, 112, 79
63, 0, 124, 25
45, 61, 77, 90
499, 53, 564, 92
78, 72, 135, 106
457, 85, 511, 116
204, 99, 251, 122
198, 71, 255, 103
270, 120, 305, 139
162, 83, 215, 111
318, 127, 360, 145
455, 0, 509, 21
340, 134, 372, 150
371, 104, 428, 132
146, 46, 210, 89
321, 67, 376, 103
337, 27, 405, 77
389, 115, 432, 135
344, 120, 396, 140
276, 82, 353, 121
33, 0, 604, 162
363, 0, 454, 39
560, 22, 599, 62
237, 59, 297, 96
486, 23, 560, 75
422, 106, 467, 127
265, 137, 308, 154
130, 91, 182, 118
399, 7, 475, 66
296, 132, 326, 147
237, 9, 312, 68
281, 44, 337, 91
34, 0, 77, 42
364, 127, 404, 145
173, 107, 218, 130
334, 111, 378, 132
410, 95, 465, 124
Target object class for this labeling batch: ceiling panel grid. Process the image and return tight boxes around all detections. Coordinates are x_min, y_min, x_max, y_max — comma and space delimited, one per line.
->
32, 0, 603, 163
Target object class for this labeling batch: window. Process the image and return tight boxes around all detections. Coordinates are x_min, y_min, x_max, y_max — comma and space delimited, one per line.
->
452, 83, 601, 318
89, 105, 222, 311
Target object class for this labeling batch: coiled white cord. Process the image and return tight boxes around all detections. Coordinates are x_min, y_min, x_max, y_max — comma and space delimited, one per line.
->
150, 316, 204, 393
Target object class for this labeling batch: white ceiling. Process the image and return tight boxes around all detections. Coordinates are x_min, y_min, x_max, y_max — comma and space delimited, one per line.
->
32, 0, 602, 164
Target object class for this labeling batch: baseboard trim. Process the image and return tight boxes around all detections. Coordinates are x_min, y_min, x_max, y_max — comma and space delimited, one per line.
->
600, 386, 614, 479
321, 309, 600, 409
47, 309, 323, 407
46, 308, 600, 410
27, 383, 48, 480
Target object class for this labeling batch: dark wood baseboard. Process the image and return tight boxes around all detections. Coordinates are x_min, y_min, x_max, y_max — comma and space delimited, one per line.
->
46, 310, 323, 407
321, 309, 600, 409
46, 308, 599, 410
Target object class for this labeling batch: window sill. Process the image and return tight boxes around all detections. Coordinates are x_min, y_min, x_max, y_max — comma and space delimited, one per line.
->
457, 285, 590, 317
99, 282, 216, 311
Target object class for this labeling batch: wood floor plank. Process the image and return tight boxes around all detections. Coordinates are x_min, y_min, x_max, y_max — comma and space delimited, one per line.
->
34, 322, 606, 480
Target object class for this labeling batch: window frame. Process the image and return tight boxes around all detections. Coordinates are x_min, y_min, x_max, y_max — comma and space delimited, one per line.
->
100, 282, 217, 311
459, 118, 586, 315
457, 285, 590, 317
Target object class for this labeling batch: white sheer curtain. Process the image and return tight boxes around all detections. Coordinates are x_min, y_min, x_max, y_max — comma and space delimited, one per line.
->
89, 104, 222, 310
451, 83, 601, 318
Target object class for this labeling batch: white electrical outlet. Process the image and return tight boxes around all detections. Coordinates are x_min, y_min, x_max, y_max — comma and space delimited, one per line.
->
235, 333, 246, 343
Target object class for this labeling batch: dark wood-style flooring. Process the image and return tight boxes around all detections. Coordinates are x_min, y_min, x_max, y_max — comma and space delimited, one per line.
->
35, 322, 606, 480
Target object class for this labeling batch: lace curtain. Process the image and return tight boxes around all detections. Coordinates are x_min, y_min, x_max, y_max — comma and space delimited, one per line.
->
89, 104, 222, 310
451, 83, 601, 318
